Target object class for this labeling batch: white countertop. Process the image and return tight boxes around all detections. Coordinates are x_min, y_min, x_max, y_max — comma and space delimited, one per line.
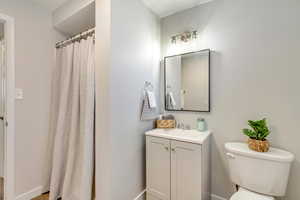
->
145, 128, 211, 144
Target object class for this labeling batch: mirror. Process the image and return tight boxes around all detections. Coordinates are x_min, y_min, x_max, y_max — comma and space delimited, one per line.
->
164, 49, 210, 112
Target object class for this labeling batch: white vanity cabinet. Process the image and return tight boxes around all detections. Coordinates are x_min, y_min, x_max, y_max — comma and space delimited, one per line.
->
146, 129, 211, 200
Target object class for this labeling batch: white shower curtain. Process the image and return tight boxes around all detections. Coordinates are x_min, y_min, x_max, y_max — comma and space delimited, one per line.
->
48, 36, 95, 200
0, 39, 4, 178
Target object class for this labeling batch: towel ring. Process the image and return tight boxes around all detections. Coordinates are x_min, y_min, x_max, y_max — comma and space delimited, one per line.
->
144, 81, 154, 91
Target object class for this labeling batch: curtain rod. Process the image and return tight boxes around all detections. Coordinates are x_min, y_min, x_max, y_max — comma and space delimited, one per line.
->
56, 27, 95, 49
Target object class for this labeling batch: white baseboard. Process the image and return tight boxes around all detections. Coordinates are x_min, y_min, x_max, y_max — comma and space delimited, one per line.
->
134, 191, 225, 200
16, 187, 145, 200
16, 186, 43, 200
134, 189, 146, 200
211, 193, 227, 200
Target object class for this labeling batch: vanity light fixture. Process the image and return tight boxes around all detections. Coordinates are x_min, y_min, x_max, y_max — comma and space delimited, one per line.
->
192, 30, 198, 39
171, 36, 177, 44
171, 30, 198, 44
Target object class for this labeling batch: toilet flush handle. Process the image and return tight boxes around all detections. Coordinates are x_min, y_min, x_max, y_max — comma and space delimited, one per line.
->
226, 153, 235, 159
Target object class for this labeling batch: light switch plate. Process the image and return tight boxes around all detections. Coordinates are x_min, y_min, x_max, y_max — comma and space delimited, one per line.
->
15, 88, 23, 99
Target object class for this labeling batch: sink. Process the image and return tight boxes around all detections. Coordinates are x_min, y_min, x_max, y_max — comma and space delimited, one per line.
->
145, 128, 211, 144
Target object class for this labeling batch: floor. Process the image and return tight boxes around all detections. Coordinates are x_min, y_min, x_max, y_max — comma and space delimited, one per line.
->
0, 178, 3, 200
32, 193, 49, 200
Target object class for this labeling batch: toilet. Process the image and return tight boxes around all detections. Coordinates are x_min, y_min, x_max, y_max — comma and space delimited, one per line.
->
225, 142, 294, 200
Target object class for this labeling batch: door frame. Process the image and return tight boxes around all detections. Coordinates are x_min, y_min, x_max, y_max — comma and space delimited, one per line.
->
0, 13, 15, 200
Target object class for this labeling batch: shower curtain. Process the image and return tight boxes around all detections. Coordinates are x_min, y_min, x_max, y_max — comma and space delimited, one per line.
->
0, 39, 4, 179
47, 35, 95, 200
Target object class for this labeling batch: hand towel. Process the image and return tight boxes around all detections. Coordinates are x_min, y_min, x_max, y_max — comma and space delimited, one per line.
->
167, 92, 176, 109
146, 91, 157, 109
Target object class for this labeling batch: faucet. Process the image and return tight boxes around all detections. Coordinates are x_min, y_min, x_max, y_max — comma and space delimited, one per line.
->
177, 122, 184, 129
185, 125, 191, 130
177, 122, 191, 130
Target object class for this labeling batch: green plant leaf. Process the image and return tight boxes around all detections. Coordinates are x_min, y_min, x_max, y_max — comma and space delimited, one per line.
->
242, 118, 270, 140
243, 128, 256, 138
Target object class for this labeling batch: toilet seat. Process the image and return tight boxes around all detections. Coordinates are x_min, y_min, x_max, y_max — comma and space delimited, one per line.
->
230, 188, 275, 200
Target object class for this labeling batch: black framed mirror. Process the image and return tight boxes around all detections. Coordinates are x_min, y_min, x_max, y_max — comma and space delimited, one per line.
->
164, 49, 210, 112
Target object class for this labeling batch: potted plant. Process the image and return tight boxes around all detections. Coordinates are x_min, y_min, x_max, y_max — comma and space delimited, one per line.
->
243, 118, 270, 152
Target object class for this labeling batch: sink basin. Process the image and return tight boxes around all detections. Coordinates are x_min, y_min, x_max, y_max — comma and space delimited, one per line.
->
145, 128, 211, 144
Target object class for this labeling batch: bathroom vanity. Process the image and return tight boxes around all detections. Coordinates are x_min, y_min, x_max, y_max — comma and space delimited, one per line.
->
145, 129, 211, 200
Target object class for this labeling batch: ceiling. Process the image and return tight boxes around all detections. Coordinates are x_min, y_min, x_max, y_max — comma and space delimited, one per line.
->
142, 0, 213, 18
54, 1, 95, 36
31, 0, 213, 16
30, 0, 69, 11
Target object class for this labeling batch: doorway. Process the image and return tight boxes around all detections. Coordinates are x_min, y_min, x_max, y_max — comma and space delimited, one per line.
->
0, 13, 15, 200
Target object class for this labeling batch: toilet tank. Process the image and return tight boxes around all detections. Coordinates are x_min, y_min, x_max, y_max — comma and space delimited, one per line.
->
225, 143, 294, 197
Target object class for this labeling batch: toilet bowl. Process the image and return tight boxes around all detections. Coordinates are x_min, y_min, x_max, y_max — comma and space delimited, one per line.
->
230, 187, 274, 200
225, 142, 294, 200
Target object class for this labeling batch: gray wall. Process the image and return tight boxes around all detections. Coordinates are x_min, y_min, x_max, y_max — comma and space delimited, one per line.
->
96, 0, 161, 199
95, 0, 112, 199
161, 0, 300, 199
0, 0, 65, 196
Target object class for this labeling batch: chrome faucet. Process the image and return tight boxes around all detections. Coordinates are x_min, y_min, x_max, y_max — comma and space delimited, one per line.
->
177, 122, 184, 129
177, 122, 191, 130
185, 124, 191, 130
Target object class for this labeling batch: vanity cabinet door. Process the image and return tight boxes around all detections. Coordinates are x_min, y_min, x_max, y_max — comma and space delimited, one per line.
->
146, 136, 171, 200
171, 141, 202, 200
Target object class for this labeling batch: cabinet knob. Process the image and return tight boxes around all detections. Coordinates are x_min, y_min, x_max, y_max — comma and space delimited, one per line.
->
171, 148, 176, 152
165, 146, 169, 151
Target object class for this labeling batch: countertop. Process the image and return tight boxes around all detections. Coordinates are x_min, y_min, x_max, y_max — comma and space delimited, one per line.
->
145, 128, 211, 144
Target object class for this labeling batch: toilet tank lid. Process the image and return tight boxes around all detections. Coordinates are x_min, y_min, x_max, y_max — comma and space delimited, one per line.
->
225, 142, 294, 163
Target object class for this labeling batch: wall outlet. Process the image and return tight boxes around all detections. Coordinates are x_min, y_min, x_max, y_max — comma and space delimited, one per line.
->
15, 88, 23, 99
